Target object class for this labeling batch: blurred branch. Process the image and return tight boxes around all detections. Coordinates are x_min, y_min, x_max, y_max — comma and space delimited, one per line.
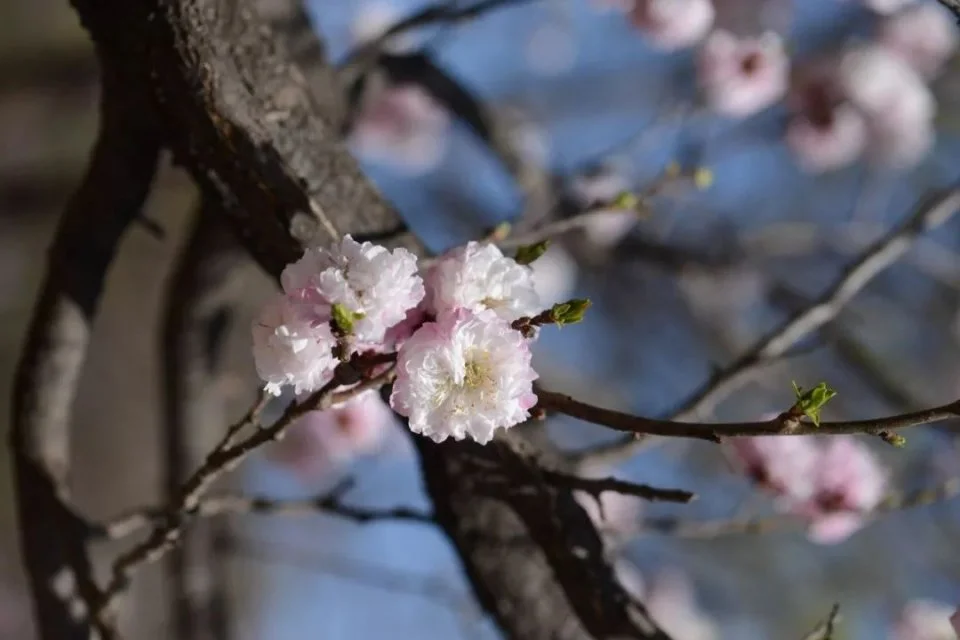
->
94, 362, 397, 628
537, 469, 695, 504
800, 604, 841, 640
572, 186, 960, 466
937, 1, 960, 21
343, 0, 536, 71
8, 59, 161, 640
100, 479, 434, 540
160, 202, 252, 640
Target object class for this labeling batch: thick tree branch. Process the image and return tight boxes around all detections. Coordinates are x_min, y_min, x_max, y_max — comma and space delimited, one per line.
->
574, 187, 960, 465
9, 60, 161, 640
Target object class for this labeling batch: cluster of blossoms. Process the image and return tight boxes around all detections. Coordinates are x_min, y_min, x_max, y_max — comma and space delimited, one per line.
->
253, 236, 559, 445
729, 433, 888, 544
591, 0, 954, 174
891, 599, 960, 640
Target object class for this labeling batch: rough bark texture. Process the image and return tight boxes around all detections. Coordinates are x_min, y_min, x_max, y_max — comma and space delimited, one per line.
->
10, 62, 162, 640
12, 1, 668, 638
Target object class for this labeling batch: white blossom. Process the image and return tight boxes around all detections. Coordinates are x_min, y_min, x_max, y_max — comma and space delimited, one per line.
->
428, 242, 542, 323
390, 309, 539, 444
281, 235, 425, 346
252, 294, 338, 396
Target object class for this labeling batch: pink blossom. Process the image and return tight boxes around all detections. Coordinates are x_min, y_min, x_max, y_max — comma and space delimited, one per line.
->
786, 67, 867, 172
698, 30, 789, 118
349, 78, 452, 173
838, 45, 935, 168
390, 309, 538, 444
382, 305, 429, 351
630, 0, 715, 50
727, 435, 819, 502
427, 242, 542, 323
281, 234, 425, 347
252, 294, 338, 396
268, 391, 395, 478
891, 599, 959, 640
798, 436, 887, 544
950, 608, 960, 637
879, 3, 958, 78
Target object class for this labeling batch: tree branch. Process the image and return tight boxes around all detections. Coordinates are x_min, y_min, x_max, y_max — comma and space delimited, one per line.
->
93, 363, 395, 631
537, 469, 695, 504
539, 388, 960, 439
9, 59, 161, 640
573, 187, 960, 466
100, 480, 434, 541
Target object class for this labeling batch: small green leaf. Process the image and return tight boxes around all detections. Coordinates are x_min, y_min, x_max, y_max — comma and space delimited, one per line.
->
791, 381, 838, 427
515, 240, 550, 266
551, 298, 591, 327
331, 303, 364, 335
612, 191, 639, 210
489, 222, 512, 242
694, 167, 713, 190
879, 431, 907, 448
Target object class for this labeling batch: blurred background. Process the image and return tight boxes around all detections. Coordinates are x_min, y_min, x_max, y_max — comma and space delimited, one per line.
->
4, 0, 960, 638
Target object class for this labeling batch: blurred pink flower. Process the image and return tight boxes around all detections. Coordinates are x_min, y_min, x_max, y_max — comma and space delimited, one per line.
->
891, 599, 959, 640
786, 66, 867, 172
698, 30, 789, 117
727, 435, 819, 501
268, 391, 395, 478
950, 608, 960, 637
349, 78, 451, 174
798, 436, 887, 544
879, 3, 958, 78
838, 45, 935, 168
630, 0, 716, 50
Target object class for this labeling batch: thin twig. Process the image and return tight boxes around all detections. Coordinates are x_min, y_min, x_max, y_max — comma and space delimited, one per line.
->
800, 604, 841, 640
538, 388, 960, 440
93, 364, 396, 623
570, 187, 960, 466
100, 480, 434, 540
